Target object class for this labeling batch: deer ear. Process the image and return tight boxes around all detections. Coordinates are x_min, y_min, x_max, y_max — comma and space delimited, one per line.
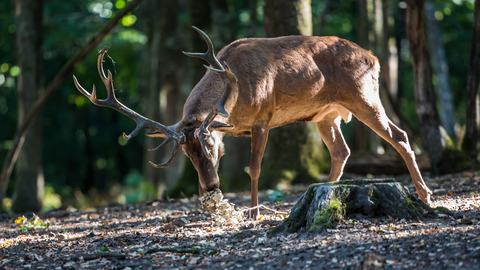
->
210, 121, 234, 132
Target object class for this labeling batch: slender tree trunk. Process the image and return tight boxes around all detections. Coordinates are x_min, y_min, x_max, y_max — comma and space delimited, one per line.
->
351, 0, 370, 152
139, 0, 163, 200
11, 0, 44, 213
405, 0, 443, 171
262, 0, 327, 188
463, 0, 480, 166
160, 0, 186, 191
187, 0, 212, 84
425, 1, 456, 140
248, 0, 259, 37
211, 0, 234, 48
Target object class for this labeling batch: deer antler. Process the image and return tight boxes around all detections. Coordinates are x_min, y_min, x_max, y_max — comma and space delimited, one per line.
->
183, 27, 237, 159
73, 47, 185, 168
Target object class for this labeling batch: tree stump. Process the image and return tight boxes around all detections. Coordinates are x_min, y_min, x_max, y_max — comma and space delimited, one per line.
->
269, 179, 433, 235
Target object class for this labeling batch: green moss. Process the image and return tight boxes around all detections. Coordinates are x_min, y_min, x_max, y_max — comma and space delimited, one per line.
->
309, 199, 345, 232
305, 185, 318, 201
370, 189, 380, 206
434, 206, 449, 214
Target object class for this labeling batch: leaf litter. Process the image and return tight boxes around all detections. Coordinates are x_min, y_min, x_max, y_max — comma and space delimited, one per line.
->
0, 170, 479, 269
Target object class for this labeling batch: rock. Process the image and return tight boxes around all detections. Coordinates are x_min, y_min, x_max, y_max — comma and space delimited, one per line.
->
269, 179, 432, 235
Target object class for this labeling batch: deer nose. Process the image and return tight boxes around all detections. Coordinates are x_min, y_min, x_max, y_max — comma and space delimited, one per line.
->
199, 175, 220, 192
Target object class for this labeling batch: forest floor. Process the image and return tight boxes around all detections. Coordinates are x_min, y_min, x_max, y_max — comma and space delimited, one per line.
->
0, 171, 479, 270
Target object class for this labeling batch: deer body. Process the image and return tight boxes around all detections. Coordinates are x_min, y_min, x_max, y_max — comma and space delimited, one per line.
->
190, 36, 358, 133
74, 27, 432, 220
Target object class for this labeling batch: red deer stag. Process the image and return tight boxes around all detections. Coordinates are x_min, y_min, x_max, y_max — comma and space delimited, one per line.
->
73, 27, 432, 220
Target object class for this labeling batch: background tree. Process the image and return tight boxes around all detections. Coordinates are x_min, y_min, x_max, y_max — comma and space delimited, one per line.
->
261, 0, 328, 189
464, 0, 480, 167
425, 1, 456, 140
11, 0, 44, 212
405, 0, 444, 173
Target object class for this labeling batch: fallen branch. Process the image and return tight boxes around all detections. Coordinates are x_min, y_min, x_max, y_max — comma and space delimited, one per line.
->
69, 252, 126, 261
241, 205, 290, 216
145, 247, 217, 255
0, 0, 143, 211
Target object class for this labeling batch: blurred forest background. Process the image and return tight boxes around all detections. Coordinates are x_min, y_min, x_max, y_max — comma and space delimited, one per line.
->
0, 0, 478, 213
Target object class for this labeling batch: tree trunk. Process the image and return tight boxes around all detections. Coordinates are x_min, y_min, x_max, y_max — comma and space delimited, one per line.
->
263, 0, 312, 37
463, 0, 480, 165
187, 0, 212, 84
140, 0, 164, 200
351, 0, 370, 152
405, 0, 443, 172
159, 0, 186, 192
262, 0, 328, 188
425, 2, 456, 140
248, 0, 259, 37
211, 0, 234, 48
11, 0, 44, 213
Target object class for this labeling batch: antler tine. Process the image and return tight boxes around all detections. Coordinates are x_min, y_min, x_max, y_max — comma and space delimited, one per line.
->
184, 26, 239, 159
183, 26, 223, 70
149, 139, 181, 168
73, 47, 186, 168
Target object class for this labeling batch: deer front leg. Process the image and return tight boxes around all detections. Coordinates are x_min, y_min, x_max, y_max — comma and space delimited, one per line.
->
249, 124, 269, 220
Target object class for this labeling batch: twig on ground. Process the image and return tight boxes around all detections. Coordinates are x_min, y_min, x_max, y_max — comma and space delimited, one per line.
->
69, 252, 126, 261
145, 247, 217, 255
241, 205, 290, 216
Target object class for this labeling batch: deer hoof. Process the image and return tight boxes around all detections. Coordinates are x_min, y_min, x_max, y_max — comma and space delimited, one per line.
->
248, 208, 260, 220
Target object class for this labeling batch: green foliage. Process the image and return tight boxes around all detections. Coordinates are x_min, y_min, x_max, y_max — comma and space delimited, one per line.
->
14, 214, 50, 233
42, 185, 62, 212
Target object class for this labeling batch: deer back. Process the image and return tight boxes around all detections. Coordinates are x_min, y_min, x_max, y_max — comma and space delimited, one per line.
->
183, 35, 380, 136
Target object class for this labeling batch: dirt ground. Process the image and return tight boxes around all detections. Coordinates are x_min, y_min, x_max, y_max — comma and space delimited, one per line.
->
1, 171, 479, 269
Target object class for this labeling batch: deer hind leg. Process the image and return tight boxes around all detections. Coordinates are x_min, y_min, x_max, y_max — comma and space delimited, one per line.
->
347, 102, 432, 205
316, 115, 351, 183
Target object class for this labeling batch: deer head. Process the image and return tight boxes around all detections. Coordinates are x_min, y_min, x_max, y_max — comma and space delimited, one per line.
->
73, 27, 236, 194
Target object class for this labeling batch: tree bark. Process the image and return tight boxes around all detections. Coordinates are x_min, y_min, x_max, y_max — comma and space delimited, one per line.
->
187, 0, 212, 84
211, 0, 234, 48
139, 0, 163, 200
425, 2, 456, 140
11, 0, 44, 213
262, 0, 328, 188
159, 0, 186, 192
263, 0, 312, 37
463, 0, 480, 165
405, 0, 443, 171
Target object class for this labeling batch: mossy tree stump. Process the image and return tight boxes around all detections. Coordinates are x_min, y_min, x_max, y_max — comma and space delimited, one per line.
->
269, 179, 433, 235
